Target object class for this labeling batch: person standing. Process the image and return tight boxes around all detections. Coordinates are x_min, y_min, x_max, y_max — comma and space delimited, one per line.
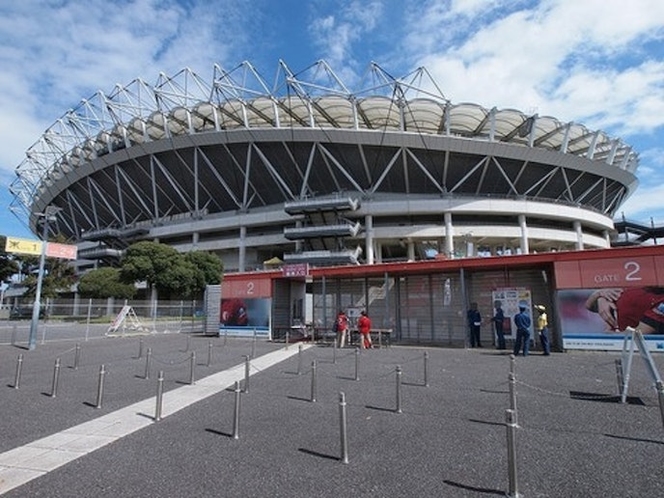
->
358, 310, 372, 349
535, 305, 550, 355
513, 305, 532, 357
467, 302, 482, 347
492, 300, 506, 350
335, 310, 349, 348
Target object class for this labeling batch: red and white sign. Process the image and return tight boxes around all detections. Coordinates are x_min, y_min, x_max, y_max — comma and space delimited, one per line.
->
555, 255, 663, 289
46, 242, 78, 260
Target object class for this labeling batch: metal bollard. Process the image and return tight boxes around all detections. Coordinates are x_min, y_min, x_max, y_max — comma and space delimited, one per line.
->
243, 355, 250, 394
378, 330, 382, 349
509, 354, 516, 376
508, 372, 518, 425
354, 348, 360, 381
615, 359, 624, 395
333, 338, 337, 364
13, 354, 24, 389
154, 370, 164, 422
297, 344, 303, 375
656, 380, 664, 430
232, 380, 241, 439
186, 333, 191, 352
207, 341, 213, 367
395, 365, 403, 413
252, 328, 257, 358
423, 351, 429, 387
74, 343, 81, 370
223, 329, 228, 347
285, 330, 290, 349
189, 351, 196, 385
339, 392, 349, 464
138, 338, 144, 359
95, 365, 106, 409
310, 360, 318, 403
144, 348, 152, 380
50, 358, 61, 398
505, 409, 521, 498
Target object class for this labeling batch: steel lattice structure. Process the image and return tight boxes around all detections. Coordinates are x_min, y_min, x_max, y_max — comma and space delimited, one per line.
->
10, 60, 639, 269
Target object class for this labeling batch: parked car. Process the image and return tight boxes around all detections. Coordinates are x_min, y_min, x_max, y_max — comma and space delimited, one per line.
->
9, 306, 46, 320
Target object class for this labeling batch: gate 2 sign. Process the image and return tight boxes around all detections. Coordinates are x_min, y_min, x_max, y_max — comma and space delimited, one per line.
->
554, 255, 664, 289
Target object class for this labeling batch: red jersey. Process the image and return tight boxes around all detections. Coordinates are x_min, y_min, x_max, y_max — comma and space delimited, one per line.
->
358, 315, 371, 334
615, 287, 664, 333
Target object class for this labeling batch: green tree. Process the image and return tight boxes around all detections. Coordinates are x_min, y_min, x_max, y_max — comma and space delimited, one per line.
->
184, 251, 223, 291
21, 255, 77, 299
120, 241, 196, 299
78, 267, 136, 299
0, 236, 20, 283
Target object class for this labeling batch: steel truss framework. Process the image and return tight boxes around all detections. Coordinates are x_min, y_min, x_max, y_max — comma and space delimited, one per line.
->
9, 61, 638, 261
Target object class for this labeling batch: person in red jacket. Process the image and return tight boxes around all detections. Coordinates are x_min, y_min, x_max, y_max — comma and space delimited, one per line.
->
358, 310, 372, 349
335, 310, 349, 348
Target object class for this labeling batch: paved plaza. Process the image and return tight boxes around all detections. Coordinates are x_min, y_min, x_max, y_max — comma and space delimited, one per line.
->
0, 328, 662, 497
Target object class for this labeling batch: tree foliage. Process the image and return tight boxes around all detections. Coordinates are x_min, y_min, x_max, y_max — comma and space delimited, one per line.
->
120, 241, 223, 299
78, 267, 136, 299
0, 236, 20, 283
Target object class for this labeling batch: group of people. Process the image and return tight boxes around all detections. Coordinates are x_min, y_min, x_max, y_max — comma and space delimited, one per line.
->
334, 309, 373, 349
467, 301, 550, 356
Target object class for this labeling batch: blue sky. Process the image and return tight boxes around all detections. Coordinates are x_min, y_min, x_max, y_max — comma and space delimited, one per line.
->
1, 0, 664, 240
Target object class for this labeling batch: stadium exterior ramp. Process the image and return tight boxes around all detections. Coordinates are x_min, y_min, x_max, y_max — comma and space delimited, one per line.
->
10, 60, 639, 271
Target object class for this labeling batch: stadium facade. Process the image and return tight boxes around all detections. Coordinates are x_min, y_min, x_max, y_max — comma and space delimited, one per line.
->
10, 61, 639, 271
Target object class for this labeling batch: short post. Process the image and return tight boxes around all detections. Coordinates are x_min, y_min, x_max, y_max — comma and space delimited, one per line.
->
297, 344, 303, 375
378, 329, 382, 349
423, 351, 429, 387
395, 365, 403, 413
354, 348, 360, 381
656, 380, 664, 430
154, 370, 164, 422
50, 358, 61, 398
333, 338, 337, 364
186, 333, 191, 352
189, 351, 196, 385
310, 360, 318, 403
339, 392, 349, 464
144, 347, 152, 380
614, 359, 625, 395
207, 341, 213, 367
509, 354, 516, 376
223, 328, 228, 347
285, 330, 290, 349
138, 338, 144, 359
232, 380, 241, 439
508, 372, 518, 425
251, 328, 257, 358
11, 324, 17, 346
506, 409, 521, 498
74, 343, 81, 370
243, 355, 250, 394
95, 364, 106, 409
13, 354, 24, 389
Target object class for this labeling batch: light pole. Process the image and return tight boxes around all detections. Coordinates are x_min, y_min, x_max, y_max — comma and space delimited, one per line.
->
28, 206, 60, 350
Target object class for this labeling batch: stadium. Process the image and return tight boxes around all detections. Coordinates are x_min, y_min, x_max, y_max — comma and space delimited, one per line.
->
10, 60, 639, 271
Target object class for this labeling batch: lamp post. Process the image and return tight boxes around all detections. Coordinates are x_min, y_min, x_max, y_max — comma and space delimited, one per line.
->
28, 206, 60, 350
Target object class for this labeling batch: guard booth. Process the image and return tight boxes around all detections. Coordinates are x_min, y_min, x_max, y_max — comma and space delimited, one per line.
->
205, 245, 664, 352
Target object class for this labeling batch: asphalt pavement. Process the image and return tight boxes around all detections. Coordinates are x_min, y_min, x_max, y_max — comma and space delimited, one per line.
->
0, 331, 662, 497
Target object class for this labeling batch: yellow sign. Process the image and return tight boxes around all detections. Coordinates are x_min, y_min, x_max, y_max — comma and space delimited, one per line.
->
5, 237, 43, 256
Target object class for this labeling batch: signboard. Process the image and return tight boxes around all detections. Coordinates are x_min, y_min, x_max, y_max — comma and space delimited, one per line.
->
554, 255, 664, 289
5, 237, 78, 260
46, 242, 78, 260
282, 263, 309, 278
491, 288, 533, 341
5, 237, 43, 256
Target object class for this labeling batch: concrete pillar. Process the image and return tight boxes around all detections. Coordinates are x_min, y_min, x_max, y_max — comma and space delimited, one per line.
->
239, 225, 246, 272
365, 215, 374, 265
375, 241, 383, 263
407, 240, 415, 261
574, 220, 584, 250
192, 231, 199, 249
519, 214, 529, 254
444, 212, 454, 258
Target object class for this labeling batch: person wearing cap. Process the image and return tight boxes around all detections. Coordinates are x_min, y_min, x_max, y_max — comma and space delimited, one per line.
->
513, 304, 532, 356
535, 305, 550, 355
